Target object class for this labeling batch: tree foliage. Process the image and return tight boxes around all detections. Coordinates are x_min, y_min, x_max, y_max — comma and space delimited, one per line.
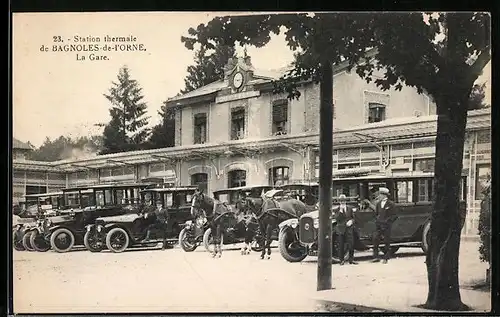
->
146, 103, 176, 149
29, 135, 102, 162
469, 83, 489, 110
181, 45, 236, 94
181, 12, 490, 311
101, 66, 151, 154
478, 174, 491, 264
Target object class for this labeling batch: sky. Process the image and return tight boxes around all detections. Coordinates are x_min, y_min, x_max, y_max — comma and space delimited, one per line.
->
12, 12, 491, 147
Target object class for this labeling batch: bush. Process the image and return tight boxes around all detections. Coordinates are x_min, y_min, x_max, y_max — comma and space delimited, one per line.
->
478, 183, 491, 264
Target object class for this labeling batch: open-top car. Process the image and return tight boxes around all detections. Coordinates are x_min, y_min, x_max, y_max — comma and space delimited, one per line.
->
278, 172, 467, 263
36, 183, 156, 253
93, 186, 197, 253
13, 192, 63, 252
200, 185, 273, 253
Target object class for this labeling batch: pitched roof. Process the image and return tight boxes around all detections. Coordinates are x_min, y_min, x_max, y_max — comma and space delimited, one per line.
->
13, 138, 33, 151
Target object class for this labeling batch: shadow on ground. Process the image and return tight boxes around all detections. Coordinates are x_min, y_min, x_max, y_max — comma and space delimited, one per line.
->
302, 251, 425, 264
315, 300, 394, 313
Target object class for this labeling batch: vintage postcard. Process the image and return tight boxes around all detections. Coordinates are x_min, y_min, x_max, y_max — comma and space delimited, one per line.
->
11, 11, 492, 314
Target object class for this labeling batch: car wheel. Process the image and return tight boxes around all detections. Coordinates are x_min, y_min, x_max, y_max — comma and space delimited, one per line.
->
250, 238, 264, 252
421, 221, 431, 253
278, 227, 308, 263
178, 228, 197, 252
105, 227, 129, 253
50, 228, 75, 253
22, 231, 35, 251
13, 229, 25, 251
30, 231, 51, 252
202, 228, 224, 253
84, 230, 105, 253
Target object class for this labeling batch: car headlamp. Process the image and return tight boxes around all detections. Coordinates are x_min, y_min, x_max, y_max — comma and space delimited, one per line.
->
196, 216, 207, 227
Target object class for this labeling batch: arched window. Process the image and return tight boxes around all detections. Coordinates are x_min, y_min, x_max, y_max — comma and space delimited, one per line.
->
191, 173, 208, 192
228, 169, 246, 188
269, 166, 290, 186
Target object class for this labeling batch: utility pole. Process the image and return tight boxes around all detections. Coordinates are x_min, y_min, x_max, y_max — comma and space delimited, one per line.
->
317, 60, 334, 291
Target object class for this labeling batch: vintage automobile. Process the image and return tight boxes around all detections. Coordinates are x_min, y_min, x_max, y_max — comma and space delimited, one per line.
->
13, 200, 38, 251
276, 182, 319, 211
23, 192, 65, 252
278, 172, 468, 263
13, 192, 62, 252
94, 186, 197, 253
37, 183, 156, 253
199, 185, 273, 253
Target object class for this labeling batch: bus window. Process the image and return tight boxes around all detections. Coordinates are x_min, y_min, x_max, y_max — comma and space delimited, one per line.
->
95, 190, 105, 207
416, 179, 433, 202
165, 193, 174, 207
396, 180, 413, 203
116, 189, 125, 204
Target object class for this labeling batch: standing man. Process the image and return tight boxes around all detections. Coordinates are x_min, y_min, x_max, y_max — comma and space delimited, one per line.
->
333, 194, 357, 265
371, 187, 398, 264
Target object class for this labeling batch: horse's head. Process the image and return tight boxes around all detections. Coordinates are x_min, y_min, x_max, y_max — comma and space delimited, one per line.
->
243, 196, 264, 216
190, 187, 214, 218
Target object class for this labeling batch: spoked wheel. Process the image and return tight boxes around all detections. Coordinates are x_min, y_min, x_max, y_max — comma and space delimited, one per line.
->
13, 229, 25, 251
30, 231, 51, 252
202, 228, 224, 253
105, 228, 130, 253
250, 238, 264, 252
178, 228, 198, 252
278, 227, 308, 263
84, 229, 106, 252
50, 228, 75, 253
22, 231, 36, 251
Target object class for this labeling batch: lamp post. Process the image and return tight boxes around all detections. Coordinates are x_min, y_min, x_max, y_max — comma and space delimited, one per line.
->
317, 60, 334, 291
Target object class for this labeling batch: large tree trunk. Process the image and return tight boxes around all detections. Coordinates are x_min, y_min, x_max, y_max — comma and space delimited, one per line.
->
423, 91, 470, 311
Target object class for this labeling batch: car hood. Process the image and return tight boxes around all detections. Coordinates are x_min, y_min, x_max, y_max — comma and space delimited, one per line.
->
301, 210, 319, 220
95, 213, 141, 224
47, 214, 75, 223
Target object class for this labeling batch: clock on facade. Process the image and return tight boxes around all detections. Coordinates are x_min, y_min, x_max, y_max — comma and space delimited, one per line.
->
233, 72, 244, 89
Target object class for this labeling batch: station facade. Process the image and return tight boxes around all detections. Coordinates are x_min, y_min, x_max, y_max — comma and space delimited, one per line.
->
12, 56, 491, 236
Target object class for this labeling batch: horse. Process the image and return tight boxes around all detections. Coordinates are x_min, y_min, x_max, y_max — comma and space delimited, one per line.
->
190, 189, 233, 258
234, 200, 261, 255
243, 190, 308, 259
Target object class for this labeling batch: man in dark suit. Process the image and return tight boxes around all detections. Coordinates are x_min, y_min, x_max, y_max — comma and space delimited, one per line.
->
333, 194, 357, 265
371, 187, 398, 264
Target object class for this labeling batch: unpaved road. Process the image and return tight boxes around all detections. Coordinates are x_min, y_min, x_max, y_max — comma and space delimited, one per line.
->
12, 240, 488, 313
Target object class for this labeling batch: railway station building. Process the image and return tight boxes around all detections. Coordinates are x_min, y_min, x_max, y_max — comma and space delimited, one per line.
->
12, 55, 491, 236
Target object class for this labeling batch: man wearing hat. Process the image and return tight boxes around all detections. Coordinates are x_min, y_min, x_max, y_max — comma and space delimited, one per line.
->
332, 194, 357, 265
371, 187, 398, 264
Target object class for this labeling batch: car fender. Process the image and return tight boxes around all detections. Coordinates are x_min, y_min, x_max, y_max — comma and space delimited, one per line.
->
278, 218, 299, 230
104, 223, 118, 230
47, 225, 74, 235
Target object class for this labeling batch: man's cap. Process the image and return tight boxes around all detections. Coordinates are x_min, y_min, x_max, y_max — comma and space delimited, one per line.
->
338, 194, 347, 201
379, 187, 390, 195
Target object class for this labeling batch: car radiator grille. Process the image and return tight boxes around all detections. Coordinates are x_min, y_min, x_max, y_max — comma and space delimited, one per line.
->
299, 217, 316, 244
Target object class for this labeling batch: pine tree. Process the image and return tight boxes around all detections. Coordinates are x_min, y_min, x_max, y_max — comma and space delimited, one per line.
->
101, 66, 150, 154
181, 45, 236, 93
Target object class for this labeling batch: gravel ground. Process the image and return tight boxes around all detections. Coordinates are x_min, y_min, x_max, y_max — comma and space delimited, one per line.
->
12, 240, 488, 314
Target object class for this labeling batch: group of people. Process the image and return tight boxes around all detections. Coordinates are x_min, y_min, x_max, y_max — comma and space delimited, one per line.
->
332, 187, 398, 265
